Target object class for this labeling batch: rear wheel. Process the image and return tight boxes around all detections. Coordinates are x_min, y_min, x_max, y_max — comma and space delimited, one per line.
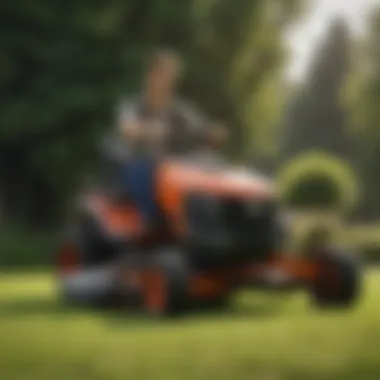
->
57, 214, 116, 271
311, 248, 361, 308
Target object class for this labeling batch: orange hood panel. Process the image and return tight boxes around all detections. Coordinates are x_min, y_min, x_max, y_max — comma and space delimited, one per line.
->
156, 160, 274, 234
157, 161, 273, 198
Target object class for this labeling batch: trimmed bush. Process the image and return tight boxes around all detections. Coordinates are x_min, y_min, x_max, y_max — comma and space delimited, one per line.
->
277, 152, 359, 212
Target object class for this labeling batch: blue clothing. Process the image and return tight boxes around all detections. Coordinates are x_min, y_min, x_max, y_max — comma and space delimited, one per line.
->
114, 96, 205, 224
121, 157, 158, 223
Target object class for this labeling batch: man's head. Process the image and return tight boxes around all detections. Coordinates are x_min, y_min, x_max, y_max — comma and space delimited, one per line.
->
144, 49, 183, 110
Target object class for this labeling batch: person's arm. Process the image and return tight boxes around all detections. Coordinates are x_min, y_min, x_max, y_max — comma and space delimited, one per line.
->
176, 101, 207, 144
116, 99, 145, 141
175, 102, 229, 151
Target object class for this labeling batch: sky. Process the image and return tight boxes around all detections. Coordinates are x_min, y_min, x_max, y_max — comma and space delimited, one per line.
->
285, 0, 380, 81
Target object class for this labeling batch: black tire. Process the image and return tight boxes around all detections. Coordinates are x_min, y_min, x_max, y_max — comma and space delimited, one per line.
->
57, 214, 119, 306
60, 213, 116, 268
143, 249, 190, 317
311, 248, 361, 308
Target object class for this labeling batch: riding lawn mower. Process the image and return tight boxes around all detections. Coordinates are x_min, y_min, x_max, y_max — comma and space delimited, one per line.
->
56, 138, 361, 316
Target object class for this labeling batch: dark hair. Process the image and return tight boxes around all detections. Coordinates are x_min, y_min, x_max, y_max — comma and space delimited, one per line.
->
145, 48, 183, 72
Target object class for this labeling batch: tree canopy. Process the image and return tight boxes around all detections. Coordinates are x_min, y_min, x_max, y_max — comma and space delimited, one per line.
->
350, 10, 380, 218
0, 0, 300, 226
280, 17, 353, 160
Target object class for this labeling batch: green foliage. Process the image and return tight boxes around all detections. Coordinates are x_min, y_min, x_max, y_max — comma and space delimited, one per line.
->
281, 18, 353, 160
349, 9, 380, 218
0, 0, 300, 226
346, 225, 380, 262
285, 175, 343, 209
277, 152, 359, 211
0, 224, 56, 268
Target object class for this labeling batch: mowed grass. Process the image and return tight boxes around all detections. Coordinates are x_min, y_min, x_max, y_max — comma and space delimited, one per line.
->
0, 269, 380, 380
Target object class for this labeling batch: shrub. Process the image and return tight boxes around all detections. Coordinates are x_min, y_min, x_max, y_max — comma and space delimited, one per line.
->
277, 152, 359, 212
0, 223, 57, 269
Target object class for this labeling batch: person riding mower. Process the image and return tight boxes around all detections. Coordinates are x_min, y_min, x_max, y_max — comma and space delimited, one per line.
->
56, 120, 361, 316
56, 48, 361, 316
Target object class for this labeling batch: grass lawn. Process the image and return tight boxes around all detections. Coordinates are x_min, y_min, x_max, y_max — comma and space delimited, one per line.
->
0, 268, 379, 380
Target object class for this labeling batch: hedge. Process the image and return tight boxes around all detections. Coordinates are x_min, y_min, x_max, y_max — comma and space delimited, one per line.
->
276, 152, 359, 212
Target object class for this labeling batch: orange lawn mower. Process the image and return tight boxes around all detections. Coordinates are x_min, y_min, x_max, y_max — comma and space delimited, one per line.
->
56, 142, 361, 317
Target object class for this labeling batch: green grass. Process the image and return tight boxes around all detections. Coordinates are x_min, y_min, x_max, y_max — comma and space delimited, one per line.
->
0, 269, 379, 380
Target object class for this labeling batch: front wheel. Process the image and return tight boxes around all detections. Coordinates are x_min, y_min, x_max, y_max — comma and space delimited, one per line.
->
310, 248, 361, 308
142, 250, 190, 317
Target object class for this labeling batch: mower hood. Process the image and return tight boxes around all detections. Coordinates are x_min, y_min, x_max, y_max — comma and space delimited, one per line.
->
158, 157, 274, 200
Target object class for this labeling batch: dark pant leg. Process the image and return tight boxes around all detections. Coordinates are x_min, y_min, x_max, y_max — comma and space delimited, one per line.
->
121, 157, 158, 223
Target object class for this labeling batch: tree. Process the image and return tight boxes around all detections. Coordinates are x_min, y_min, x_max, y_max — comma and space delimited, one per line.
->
350, 9, 380, 219
184, 0, 302, 160
0, 0, 300, 227
281, 17, 353, 160
0, 0, 197, 226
